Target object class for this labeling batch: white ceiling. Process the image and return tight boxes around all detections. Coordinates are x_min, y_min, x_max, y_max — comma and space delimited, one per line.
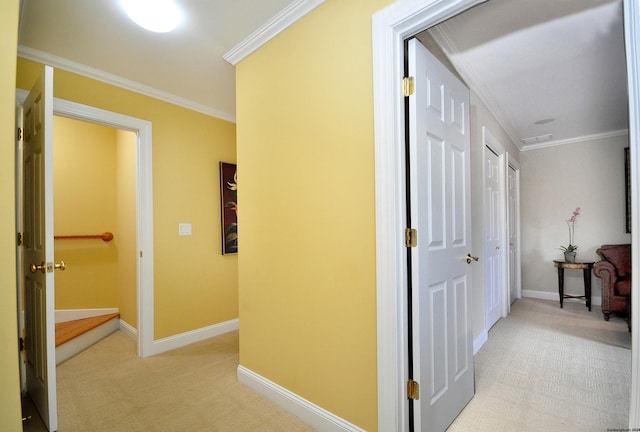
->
426, 0, 628, 150
18, 0, 629, 150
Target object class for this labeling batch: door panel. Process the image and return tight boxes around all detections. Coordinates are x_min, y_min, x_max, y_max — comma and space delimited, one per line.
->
485, 146, 503, 329
408, 38, 474, 432
23, 65, 57, 431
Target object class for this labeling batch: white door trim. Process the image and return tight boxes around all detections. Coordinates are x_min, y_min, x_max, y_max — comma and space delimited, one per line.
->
623, 0, 640, 427
374, 0, 640, 429
16, 89, 155, 358
482, 127, 508, 323
372, 1, 488, 430
507, 155, 522, 304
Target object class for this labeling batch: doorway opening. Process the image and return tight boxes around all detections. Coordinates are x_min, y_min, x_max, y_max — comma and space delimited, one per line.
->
483, 130, 508, 331
373, 0, 640, 430
51, 115, 138, 358
16, 88, 155, 429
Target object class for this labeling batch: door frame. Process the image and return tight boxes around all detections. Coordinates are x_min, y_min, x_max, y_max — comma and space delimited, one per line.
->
16, 90, 156, 359
372, 0, 640, 430
507, 155, 522, 304
482, 127, 508, 324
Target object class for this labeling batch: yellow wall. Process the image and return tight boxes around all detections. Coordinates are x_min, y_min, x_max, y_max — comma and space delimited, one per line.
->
53, 116, 119, 309
53, 116, 138, 327
1, 1, 23, 430
116, 129, 138, 326
235, 1, 392, 430
17, 58, 238, 339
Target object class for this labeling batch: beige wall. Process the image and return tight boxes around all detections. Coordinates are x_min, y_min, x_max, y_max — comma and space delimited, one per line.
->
521, 135, 631, 299
1, 1, 23, 430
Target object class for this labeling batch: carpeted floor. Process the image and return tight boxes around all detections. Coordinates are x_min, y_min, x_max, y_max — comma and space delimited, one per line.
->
55, 330, 314, 432
33, 297, 632, 431
449, 298, 631, 431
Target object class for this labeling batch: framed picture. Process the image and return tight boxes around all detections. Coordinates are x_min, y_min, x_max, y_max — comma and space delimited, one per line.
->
626, 147, 631, 233
220, 162, 237, 254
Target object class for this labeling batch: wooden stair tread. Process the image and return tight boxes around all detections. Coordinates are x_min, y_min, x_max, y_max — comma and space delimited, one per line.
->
55, 313, 120, 347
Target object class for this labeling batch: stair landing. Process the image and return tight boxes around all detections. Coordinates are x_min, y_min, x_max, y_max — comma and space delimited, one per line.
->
55, 313, 120, 364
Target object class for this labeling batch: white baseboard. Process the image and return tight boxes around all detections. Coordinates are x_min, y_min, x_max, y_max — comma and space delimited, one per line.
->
473, 330, 488, 354
522, 289, 602, 307
150, 318, 239, 356
55, 308, 119, 323
119, 319, 137, 341
237, 366, 366, 432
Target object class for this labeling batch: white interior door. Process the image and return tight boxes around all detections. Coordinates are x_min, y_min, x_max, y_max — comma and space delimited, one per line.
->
407, 38, 474, 432
508, 162, 521, 304
22, 65, 57, 431
484, 145, 504, 329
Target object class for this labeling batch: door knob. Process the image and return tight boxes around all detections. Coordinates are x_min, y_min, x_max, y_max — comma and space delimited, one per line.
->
29, 262, 46, 273
466, 254, 479, 264
29, 261, 66, 273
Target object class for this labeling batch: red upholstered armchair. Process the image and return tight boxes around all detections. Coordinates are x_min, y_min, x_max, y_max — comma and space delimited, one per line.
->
593, 244, 631, 330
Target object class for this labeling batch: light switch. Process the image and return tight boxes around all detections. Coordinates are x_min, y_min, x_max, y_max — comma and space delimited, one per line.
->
178, 223, 192, 236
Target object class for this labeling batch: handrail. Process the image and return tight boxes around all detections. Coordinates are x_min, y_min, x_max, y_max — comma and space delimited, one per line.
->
54, 232, 114, 242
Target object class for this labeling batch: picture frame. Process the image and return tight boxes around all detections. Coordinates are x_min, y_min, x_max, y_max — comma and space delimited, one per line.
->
625, 147, 631, 233
220, 162, 237, 254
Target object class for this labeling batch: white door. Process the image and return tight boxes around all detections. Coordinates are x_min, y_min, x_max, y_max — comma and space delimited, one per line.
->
22, 65, 57, 431
485, 145, 504, 329
508, 163, 520, 304
407, 38, 475, 432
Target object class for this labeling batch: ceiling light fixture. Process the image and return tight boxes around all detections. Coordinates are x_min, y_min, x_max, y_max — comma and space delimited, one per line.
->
121, 0, 182, 33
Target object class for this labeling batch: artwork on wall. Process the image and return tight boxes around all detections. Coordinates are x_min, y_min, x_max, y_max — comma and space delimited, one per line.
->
625, 147, 631, 233
220, 162, 237, 254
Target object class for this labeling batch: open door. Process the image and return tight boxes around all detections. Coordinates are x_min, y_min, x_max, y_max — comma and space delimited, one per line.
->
21, 65, 58, 431
407, 38, 475, 432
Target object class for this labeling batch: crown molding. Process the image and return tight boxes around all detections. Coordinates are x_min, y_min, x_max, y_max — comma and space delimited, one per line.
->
223, 0, 325, 65
17, 45, 236, 123
519, 129, 629, 151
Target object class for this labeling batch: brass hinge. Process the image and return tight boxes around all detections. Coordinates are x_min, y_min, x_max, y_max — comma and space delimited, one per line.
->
17, 232, 22, 246
17, 127, 23, 141
405, 228, 417, 248
407, 379, 420, 400
403, 76, 415, 97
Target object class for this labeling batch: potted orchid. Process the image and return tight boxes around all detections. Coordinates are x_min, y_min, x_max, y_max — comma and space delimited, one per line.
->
560, 207, 580, 262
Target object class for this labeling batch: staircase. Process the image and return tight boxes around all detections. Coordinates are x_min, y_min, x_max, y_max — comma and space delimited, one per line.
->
55, 313, 120, 365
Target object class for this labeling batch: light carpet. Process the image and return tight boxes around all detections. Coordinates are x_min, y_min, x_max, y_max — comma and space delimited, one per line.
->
449, 298, 631, 431
55, 297, 631, 431
56, 330, 314, 432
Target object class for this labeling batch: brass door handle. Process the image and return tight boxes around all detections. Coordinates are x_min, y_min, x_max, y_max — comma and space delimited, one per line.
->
29, 262, 46, 273
29, 261, 66, 273
466, 254, 479, 264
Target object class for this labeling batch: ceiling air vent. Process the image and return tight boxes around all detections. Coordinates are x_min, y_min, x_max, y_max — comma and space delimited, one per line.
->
521, 134, 553, 145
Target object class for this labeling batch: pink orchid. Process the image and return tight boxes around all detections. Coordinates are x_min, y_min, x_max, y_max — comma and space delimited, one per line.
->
561, 207, 581, 252
568, 207, 581, 223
